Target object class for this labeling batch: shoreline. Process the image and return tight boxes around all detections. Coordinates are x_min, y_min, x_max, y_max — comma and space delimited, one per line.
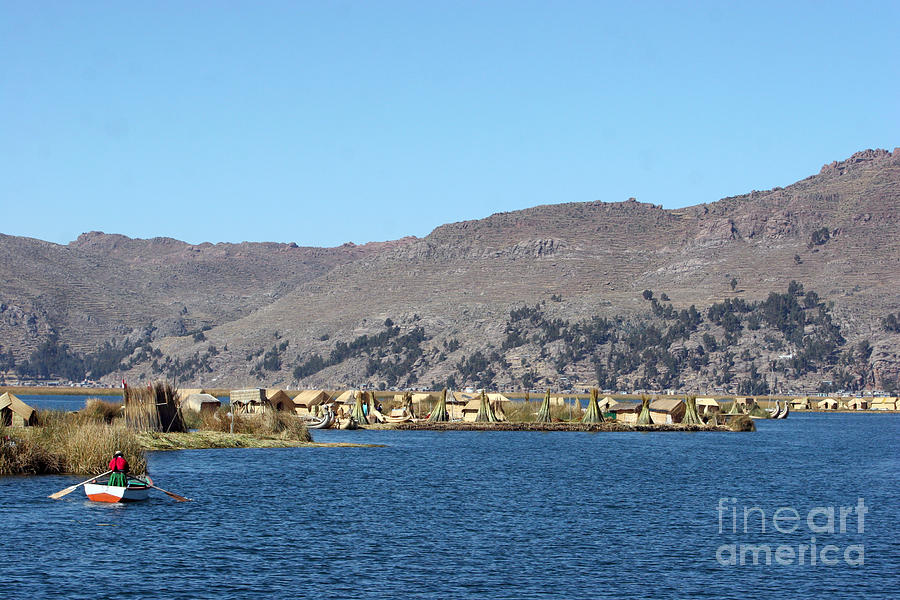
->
136, 431, 382, 450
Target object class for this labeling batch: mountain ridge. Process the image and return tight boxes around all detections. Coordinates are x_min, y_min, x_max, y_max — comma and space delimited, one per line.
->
1, 148, 898, 393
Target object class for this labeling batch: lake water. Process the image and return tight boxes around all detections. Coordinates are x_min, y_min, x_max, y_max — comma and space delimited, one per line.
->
2, 413, 897, 599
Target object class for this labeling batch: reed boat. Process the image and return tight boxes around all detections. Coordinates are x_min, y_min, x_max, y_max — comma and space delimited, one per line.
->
84, 476, 150, 503
305, 409, 335, 429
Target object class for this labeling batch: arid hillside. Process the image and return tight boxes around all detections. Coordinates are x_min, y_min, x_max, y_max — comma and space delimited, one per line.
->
2, 149, 898, 394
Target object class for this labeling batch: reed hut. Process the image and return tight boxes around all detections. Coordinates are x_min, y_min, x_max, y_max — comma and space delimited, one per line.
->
460, 397, 481, 422
871, 397, 898, 411
790, 397, 812, 410
636, 396, 652, 424
582, 389, 605, 424
292, 390, 331, 415
817, 398, 840, 410
181, 393, 221, 414
0, 392, 36, 427
649, 398, 685, 424
266, 390, 294, 412
609, 401, 640, 423
230, 388, 269, 414
734, 397, 754, 409
333, 390, 359, 407
598, 396, 616, 413
682, 396, 703, 425
536, 388, 552, 423
427, 389, 450, 422
695, 398, 720, 415
726, 398, 744, 415
846, 398, 869, 410
125, 382, 186, 432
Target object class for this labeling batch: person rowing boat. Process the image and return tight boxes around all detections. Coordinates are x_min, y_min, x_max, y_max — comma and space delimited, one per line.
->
108, 450, 129, 487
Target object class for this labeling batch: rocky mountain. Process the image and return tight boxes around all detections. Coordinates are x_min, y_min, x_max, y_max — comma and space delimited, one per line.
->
1, 148, 898, 394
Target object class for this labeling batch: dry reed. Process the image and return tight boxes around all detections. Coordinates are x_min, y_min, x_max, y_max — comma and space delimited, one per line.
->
198, 406, 311, 442
124, 381, 186, 432
1, 410, 146, 475
81, 398, 124, 423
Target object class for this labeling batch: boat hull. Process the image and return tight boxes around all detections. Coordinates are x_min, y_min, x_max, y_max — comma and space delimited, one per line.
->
84, 481, 150, 503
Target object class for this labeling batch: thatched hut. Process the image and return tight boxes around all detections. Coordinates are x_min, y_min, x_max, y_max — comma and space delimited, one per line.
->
598, 396, 616, 413
230, 388, 269, 414
871, 397, 898, 411
695, 398, 720, 415
649, 398, 685, 424
609, 401, 640, 423
817, 398, 840, 410
181, 393, 221, 414
790, 397, 812, 410
292, 390, 331, 415
0, 392, 36, 427
460, 396, 481, 422
266, 389, 294, 412
734, 397, 754, 409
846, 398, 869, 410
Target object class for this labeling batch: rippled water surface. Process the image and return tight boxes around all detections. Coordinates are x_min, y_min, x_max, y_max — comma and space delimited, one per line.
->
3, 413, 898, 599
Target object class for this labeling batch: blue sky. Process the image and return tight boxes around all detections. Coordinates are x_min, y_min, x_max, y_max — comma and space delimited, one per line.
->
2, 1, 898, 247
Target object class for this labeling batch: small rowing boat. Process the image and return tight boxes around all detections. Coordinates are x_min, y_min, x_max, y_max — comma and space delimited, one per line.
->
84, 476, 151, 503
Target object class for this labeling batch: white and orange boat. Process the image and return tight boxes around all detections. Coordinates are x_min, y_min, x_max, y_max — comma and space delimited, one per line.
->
84, 476, 151, 503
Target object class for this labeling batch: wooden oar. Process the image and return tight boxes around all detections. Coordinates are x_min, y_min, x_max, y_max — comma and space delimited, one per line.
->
48, 470, 112, 500
131, 476, 191, 502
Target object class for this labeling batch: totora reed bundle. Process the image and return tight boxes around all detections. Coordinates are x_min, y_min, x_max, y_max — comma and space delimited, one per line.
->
581, 388, 605, 424
536, 388, 552, 423
636, 395, 652, 425
682, 395, 703, 425
475, 390, 498, 423
351, 391, 368, 423
427, 389, 450, 422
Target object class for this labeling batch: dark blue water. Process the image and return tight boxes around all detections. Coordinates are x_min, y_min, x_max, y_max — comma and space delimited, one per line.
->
2, 413, 897, 599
